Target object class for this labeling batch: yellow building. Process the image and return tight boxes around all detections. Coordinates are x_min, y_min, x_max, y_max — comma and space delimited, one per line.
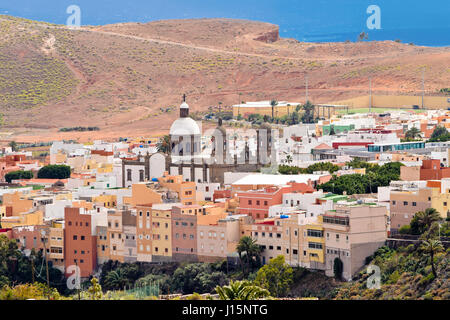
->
2, 192, 33, 216
151, 204, 173, 261
232, 101, 302, 118
92, 194, 117, 208
305, 217, 325, 265
280, 214, 325, 268
431, 187, 450, 218
1, 210, 44, 228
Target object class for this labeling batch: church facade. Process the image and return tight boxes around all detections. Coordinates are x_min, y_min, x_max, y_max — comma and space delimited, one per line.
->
122, 96, 276, 186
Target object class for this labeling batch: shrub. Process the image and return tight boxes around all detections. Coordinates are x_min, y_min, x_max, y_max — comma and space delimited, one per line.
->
37, 165, 71, 179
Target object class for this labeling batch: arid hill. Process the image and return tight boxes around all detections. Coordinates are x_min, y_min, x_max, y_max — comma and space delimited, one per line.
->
0, 15, 449, 142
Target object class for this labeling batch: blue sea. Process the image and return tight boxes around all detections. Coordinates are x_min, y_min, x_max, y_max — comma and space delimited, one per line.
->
1, 0, 449, 46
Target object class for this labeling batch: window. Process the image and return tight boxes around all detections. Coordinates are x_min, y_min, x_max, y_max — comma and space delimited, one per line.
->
269, 245, 273, 250
264, 201, 268, 206
412, 202, 417, 207
444, 202, 448, 207
73, 235, 77, 240
293, 249, 298, 255
139, 170, 144, 182
127, 169, 132, 181
81, 236, 85, 240
392, 200, 396, 205
248, 200, 252, 205
308, 242, 323, 249
276, 246, 281, 251
256, 200, 260, 206
307, 229, 323, 237
403, 201, 408, 206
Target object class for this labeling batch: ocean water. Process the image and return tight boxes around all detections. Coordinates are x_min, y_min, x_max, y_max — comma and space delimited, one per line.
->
1, 0, 449, 46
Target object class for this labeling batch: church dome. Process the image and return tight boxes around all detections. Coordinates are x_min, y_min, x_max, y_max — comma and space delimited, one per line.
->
180, 101, 189, 109
170, 117, 201, 136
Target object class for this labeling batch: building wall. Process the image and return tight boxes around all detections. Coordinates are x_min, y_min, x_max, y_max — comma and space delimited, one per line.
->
136, 205, 153, 262
197, 224, 227, 261
108, 211, 124, 262
323, 205, 388, 281
171, 208, 198, 262
390, 188, 432, 231
64, 207, 97, 278
150, 208, 172, 260
96, 226, 109, 265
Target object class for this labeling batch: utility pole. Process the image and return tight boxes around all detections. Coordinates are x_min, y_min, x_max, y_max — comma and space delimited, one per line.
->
75, 260, 81, 300
422, 67, 425, 109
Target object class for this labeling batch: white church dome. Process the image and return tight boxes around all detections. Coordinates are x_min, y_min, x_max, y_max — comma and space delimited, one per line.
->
170, 117, 201, 136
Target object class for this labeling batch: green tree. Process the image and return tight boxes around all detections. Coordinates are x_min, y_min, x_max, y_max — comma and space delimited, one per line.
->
285, 155, 293, 165
410, 208, 442, 235
156, 135, 171, 154
254, 255, 293, 297
301, 101, 315, 124
333, 258, 344, 280
103, 269, 130, 290
8, 141, 18, 152
215, 280, 269, 300
4, 170, 33, 183
236, 236, 262, 276
405, 127, 422, 140
428, 126, 450, 142
420, 239, 444, 278
37, 165, 71, 179
329, 125, 336, 135
270, 100, 278, 120
171, 263, 227, 294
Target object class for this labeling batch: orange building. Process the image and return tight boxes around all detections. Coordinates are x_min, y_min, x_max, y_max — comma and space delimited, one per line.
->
64, 207, 97, 278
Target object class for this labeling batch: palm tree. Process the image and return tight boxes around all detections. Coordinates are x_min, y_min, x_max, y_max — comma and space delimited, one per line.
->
104, 269, 129, 290
420, 239, 444, 277
8, 141, 17, 152
236, 236, 261, 276
215, 280, 270, 300
270, 100, 278, 120
405, 127, 421, 140
156, 135, 171, 154
413, 208, 442, 234
285, 155, 293, 165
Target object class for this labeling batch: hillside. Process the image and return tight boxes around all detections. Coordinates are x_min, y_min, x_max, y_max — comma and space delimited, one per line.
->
0, 15, 449, 142
334, 245, 449, 300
